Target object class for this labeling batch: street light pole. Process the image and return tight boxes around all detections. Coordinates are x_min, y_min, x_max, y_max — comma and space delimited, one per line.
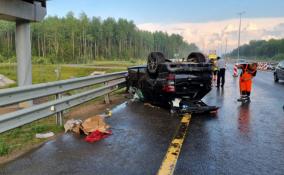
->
224, 38, 228, 61
237, 11, 245, 60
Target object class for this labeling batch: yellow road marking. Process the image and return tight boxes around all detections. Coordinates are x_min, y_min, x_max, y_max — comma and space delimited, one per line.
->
157, 113, 191, 175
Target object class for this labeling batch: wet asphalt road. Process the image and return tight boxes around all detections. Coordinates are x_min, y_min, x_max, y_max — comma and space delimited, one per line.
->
0, 69, 284, 175
175, 70, 284, 175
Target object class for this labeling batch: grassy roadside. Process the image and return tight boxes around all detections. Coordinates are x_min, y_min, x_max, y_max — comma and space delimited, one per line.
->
0, 63, 127, 87
0, 62, 128, 159
88, 59, 146, 68
0, 116, 63, 157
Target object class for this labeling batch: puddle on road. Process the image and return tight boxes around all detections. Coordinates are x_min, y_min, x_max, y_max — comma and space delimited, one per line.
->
238, 104, 251, 135
111, 102, 127, 113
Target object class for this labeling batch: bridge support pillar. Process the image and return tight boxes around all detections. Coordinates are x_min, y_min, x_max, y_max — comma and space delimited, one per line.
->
16, 21, 33, 107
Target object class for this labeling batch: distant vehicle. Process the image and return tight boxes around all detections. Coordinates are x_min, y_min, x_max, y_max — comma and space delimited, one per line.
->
267, 64, 275, 70
274, 60, 284, 82
235, 59, 246, 65
127, 52, 218, 113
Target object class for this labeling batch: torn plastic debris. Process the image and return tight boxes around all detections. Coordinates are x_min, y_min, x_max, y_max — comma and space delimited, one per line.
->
129, 87, 144, 102
105, 108, 112, 117
36, 132, 55, 139
64, 119, 83, 133
172, 98, 182, 108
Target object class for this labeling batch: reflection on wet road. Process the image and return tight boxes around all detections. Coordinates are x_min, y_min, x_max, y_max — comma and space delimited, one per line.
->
238, 103, 251, 135
0, 70, 284, 175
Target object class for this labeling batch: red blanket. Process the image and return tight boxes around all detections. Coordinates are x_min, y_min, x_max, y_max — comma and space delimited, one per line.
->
85, 130, 112, 143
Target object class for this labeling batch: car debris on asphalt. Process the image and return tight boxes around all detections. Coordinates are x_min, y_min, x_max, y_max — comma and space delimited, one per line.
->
105, 108, 112, 117
129, 87, 144, 102
64, 115, 112, 143
144, 103, 160, 109
64, 119, 83, 133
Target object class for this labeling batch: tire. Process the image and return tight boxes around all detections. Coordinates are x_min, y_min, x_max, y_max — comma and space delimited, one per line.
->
274, 73, 279, 82
187, 52, 206, 63
147, 52, 165, 75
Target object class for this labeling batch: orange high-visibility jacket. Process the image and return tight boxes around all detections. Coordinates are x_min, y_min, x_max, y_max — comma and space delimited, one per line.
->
239, 64, 256, 92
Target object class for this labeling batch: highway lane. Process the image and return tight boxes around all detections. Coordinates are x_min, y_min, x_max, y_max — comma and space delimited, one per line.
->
174, 70, 284, 175
0, 70, 283, 175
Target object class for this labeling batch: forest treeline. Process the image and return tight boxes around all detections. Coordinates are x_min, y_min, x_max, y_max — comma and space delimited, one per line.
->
230, 39, 284, 60
0, 12, 198, 64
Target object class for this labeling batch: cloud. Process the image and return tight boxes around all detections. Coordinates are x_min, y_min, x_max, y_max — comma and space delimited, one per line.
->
137, 17, 284, 55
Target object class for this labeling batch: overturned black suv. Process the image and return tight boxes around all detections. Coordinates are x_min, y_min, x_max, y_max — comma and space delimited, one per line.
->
126, 52, 217, 113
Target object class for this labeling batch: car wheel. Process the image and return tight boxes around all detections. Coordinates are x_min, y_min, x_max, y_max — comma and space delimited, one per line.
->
274, 73, 279, 82
147, 52, 165, 75
187, 52, 206, 63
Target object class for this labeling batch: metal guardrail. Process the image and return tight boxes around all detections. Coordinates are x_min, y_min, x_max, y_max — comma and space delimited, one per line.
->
0, 71, 126, 107
0, 72, 127, 133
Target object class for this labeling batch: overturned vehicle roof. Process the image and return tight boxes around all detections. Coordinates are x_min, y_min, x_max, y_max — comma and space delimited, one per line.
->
127, 52, 213, 103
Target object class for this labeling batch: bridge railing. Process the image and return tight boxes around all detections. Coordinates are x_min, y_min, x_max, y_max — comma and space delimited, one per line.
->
0, 71, 127, 133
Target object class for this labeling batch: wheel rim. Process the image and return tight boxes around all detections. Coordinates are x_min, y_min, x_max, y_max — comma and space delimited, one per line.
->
148, 57, 157, 73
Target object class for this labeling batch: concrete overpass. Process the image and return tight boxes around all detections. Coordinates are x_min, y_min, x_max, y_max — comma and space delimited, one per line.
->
0, 0, 46, 88
0, 0, 46, 106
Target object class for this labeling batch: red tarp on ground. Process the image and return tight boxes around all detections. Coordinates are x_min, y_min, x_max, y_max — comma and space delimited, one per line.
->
84, 130, 112, 143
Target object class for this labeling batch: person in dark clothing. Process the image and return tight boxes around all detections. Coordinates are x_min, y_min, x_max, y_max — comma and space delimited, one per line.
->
216, 56, 226, 88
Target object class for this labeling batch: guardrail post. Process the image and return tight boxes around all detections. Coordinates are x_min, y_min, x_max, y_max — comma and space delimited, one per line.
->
55, 94, 64, 126
104, 82, 110, 104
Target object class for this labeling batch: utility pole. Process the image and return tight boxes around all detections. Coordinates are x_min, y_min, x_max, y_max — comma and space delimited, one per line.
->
237, 11, 245, 60
224, 38, 228, 61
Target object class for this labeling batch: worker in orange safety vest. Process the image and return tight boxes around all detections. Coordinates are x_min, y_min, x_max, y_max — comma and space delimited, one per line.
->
236, 63, 257, 101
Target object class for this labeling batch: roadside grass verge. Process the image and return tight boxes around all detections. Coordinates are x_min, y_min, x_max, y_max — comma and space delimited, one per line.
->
88, 59, 146, 68
0, 116, 63, 156
0, 64, 126, 88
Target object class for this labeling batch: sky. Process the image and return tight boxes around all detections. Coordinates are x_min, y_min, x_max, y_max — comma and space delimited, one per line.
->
47, 0, 284, 54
